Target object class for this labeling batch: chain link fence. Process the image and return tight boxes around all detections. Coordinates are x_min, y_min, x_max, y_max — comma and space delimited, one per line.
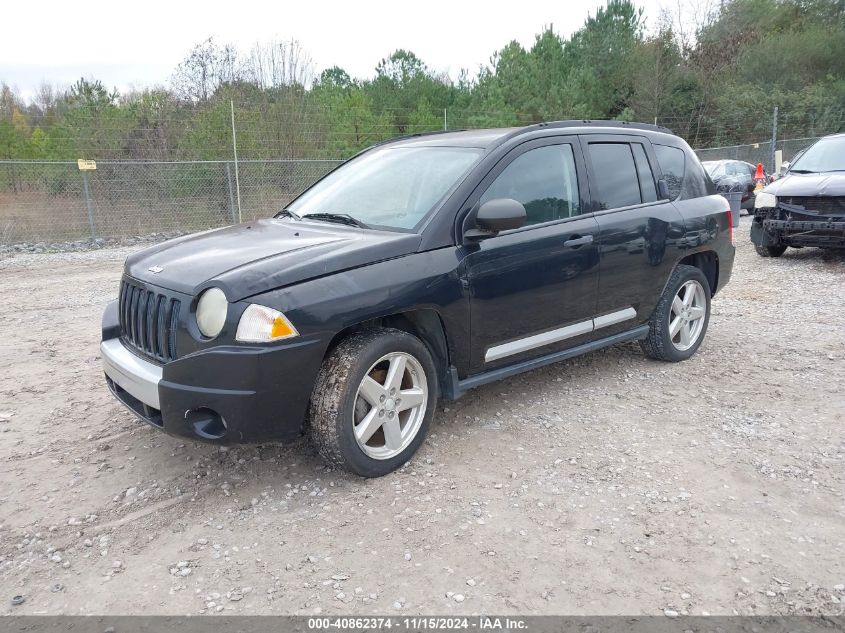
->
0, 159, 342, 245
694, 136, 822, 170
0, 134, 829, 247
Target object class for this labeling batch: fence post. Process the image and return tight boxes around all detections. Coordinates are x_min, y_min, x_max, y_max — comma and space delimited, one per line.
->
225, 162, 237, 224
81, 170, 97, 240
769, 106, 778, 174
230, 100, 242, 223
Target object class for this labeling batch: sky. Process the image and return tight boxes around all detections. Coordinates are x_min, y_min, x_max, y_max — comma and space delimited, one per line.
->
1, 0, 670, 101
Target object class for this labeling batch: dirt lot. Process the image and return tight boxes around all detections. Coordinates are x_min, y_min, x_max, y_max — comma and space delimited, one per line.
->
0, 217, 843, 616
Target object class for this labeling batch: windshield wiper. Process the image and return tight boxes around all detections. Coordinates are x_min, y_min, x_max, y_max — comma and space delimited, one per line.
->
274, 209, 301, 220
788, 169, 816, 174
302, 212, 370, 229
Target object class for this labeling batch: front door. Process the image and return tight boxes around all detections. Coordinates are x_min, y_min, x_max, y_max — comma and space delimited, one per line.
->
460, 138, 601, 374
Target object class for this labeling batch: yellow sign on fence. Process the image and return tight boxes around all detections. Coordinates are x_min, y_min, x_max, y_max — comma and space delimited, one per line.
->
77, 159, 97, 171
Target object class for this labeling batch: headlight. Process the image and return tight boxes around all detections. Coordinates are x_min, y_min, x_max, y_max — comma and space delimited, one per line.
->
755, 191, 777, 208
196, 288, 228, 338
236, 304, 298, 342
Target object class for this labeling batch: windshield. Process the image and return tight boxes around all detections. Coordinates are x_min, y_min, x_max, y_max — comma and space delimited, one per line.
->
789, 136, 845, 173
288, 146, 483, 230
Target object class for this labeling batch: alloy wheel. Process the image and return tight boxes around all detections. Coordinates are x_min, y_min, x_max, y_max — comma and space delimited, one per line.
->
669, 280, 707, 351
352, 352, 428, 460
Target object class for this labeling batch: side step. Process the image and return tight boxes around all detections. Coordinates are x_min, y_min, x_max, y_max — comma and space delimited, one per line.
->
444, 325, 650, 399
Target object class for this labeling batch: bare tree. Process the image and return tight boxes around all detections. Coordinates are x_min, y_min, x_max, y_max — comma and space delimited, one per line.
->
171, 37, 241, 103
34, 82, 57, 113
668, 0, 719, 53
244, 39, 314, 89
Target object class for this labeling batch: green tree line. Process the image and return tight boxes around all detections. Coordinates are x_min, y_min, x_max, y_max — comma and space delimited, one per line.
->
1, 0, 843, 161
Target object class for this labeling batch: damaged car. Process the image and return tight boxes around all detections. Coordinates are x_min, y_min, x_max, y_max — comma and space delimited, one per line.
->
751, 133, 845, 256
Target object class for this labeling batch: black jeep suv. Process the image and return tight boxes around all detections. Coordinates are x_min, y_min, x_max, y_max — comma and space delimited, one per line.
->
101, 121, 734, 477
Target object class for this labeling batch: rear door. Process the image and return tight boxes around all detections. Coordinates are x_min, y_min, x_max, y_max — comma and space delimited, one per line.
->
581, 134, 686, 337
460, 137, 601, 374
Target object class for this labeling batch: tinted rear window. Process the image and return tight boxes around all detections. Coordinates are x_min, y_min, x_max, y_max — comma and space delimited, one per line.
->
588, 143, 641, 210
685, 156, 717, 198
654, 143, 715, 200
653, 144, 685, 200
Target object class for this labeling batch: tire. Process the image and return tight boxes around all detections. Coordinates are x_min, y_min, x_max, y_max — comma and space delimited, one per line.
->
755, 244, 787, 257
640, 264, 711, 362
309, 328, 437, 477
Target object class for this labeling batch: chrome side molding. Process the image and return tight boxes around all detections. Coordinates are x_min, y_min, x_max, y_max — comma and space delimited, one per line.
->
485, 307, 637, 363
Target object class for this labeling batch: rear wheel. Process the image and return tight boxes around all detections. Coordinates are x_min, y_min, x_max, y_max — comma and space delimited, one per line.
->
309, 328, 437, 477
641, 264, 711, 362
755, 244, 787, 257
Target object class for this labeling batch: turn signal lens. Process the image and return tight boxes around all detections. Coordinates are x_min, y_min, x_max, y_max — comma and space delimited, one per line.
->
270, 315, 296, 339
236, 304, 299, 342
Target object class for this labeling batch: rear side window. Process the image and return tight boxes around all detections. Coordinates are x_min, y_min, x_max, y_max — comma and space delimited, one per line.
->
588, 143, 641, 210
653, 144, 685, 200
631, 144, 658, 203
653, 143, 716, 200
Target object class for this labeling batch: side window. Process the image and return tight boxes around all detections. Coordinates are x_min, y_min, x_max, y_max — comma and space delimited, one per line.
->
481, 144, 580, 226
587, 143, 641, 210
685, 155, 716, 198
653, 144, 685, 200
632, 144, 658, 203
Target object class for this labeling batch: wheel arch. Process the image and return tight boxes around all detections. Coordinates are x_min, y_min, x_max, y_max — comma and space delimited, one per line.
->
323, 308, 453, 396
677, 250, 719, 296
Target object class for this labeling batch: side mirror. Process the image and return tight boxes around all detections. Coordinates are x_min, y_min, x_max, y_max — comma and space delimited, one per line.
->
657, 178, 671, 200
465, 198, 526, 241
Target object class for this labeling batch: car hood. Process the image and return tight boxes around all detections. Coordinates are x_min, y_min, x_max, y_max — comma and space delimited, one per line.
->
765, 172, 845, 197
125, 218, 422, 301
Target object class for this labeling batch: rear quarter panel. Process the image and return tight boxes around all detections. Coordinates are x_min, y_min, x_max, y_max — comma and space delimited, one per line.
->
672, 193, 735, 293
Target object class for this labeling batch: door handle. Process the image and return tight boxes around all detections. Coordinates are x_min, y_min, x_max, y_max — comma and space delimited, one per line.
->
563, 235, 594, 248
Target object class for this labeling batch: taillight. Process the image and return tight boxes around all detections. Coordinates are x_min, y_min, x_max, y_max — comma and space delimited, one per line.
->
726, 208, 735, 246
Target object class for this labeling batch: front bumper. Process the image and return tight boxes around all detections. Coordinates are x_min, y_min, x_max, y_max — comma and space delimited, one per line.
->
102, 338, 163, 409
751, 211, 845, 248
764, 218, 845, 247
101, 300, 328, 444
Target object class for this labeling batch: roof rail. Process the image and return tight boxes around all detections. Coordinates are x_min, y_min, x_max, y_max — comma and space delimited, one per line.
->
530, 119, 673, 134
352, 120, 673, 159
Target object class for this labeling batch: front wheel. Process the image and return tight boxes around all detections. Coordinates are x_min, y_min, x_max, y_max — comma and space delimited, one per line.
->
640, 264, 711, 362
309, 328, 437, 477
755, 244, 787, 257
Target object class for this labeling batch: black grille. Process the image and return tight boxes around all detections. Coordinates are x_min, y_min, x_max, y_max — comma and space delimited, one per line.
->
118, 280, 180, 363
780, 196, 845, 216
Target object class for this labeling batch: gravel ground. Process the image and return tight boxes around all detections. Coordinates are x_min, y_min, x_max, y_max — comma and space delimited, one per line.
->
0, 217, 843, 616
